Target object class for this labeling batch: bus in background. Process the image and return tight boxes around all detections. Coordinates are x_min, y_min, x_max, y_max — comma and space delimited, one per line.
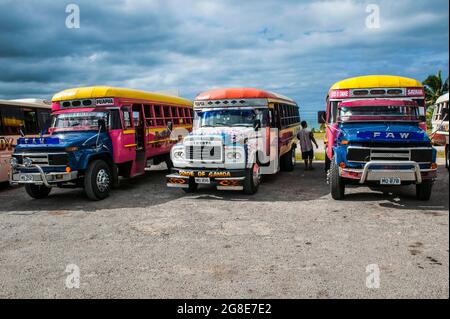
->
10, 87, 193, 200
321, 75, 426, 171
0, 99, 51, 183
167, 88, 301, 194
431, 93, 449, 169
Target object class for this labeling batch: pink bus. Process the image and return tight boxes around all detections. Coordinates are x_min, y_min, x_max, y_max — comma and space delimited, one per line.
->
10, 87, 193, 200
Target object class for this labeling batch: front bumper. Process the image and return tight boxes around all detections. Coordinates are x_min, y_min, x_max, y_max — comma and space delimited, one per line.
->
167, 168, 246, 191
10, 165, 78, 187
340, 161, 437, 185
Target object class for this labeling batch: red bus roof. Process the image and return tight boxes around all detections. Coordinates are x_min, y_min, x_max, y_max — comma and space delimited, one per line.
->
339, 99, 418, 107
195, 88, 295, 103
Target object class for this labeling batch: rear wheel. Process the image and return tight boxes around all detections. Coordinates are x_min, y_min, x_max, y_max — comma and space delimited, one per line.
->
280, 147, 296, 172
84, 160, 111, 201
330, 156, 345, 200
416, 180, 433, 201
25, 184, 51, 199
243, 164, 261, 195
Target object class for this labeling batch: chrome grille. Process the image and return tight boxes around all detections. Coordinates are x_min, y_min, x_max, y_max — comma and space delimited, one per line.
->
185, 146, 223, 162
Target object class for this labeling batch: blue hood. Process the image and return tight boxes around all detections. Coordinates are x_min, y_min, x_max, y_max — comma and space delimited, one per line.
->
340, 122, 430, 144
16, 131, 101, 151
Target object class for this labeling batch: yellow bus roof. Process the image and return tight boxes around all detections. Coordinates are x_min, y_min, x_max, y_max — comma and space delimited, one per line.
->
329, 75, 423, 91
52, 86, 192, 106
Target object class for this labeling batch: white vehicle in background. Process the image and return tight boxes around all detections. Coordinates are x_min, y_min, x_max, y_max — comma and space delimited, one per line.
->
0, 99, 52, 183
431, 93, 449, 169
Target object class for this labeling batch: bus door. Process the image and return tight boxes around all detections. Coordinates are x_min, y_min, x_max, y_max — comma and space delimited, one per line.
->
132, 104, 146, 173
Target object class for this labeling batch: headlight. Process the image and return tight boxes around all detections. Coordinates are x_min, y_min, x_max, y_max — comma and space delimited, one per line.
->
173, 150, 185, 160
65, 146, 79, 152
23, 157, 33, 167
10, 157, 18, 168
226, 152, 242, 160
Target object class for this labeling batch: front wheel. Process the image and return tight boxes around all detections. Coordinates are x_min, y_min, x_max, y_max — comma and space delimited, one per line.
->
25, 184, 52, 199
243, 164, 261, 195
330, 156, 345, 200
416, 180, 433, 201
84, 160, 112, 201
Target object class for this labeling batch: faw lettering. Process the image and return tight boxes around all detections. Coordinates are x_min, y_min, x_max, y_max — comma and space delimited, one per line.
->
373, 132, 411, 139
399, 133, 410, 139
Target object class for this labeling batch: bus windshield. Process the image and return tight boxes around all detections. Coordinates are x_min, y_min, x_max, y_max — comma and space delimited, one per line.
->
52, 112, 108, 132
195, 109, 268, 128
339, 105, 420, 122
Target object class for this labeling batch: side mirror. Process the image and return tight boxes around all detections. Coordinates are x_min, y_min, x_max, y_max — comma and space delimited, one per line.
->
167, 121, 173, 131
253, 119, 261, 131
98, 119, 107, 132
317, 111, 326, 124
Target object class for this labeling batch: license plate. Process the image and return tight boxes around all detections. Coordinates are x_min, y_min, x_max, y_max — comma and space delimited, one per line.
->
195, 177, 211, 184
19, 174, 34, 182
380, 177, 401, 185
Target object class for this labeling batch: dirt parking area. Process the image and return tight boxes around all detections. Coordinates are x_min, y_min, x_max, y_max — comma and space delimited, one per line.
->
0, 163, 448, 298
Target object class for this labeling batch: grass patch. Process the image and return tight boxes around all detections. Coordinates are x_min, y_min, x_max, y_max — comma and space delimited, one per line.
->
296, 152, 326, 161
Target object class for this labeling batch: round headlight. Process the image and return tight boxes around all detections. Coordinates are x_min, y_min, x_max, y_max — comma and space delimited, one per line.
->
10, 157, 18, 167
174, 150, 184, 159
23, 157, 33, 167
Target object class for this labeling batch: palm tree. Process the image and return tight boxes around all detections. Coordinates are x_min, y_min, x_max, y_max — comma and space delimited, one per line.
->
423, 70, 449, 107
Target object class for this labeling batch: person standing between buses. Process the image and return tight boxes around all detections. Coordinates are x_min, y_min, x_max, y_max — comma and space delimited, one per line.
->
297, 121, 318, 170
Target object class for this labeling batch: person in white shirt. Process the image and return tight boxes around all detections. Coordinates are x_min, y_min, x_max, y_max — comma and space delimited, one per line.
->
297, 121, 318, 170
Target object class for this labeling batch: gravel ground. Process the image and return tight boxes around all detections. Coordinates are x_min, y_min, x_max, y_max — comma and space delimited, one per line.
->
0, 162, 448, 299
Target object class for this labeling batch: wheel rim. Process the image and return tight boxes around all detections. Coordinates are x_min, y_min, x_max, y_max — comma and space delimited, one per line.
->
96, 169, 110, 192
253, 164, 261, 186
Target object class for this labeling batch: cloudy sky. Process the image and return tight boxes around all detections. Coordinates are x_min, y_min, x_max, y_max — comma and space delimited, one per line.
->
0, 0, 448, 121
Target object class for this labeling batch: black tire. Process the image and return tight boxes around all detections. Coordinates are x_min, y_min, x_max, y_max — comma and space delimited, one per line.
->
182, 178, 198, 193
84, 160, 111, 201
416, 180, 433, 201
243, 164, 261, 195
280, 147, 295, 172
25, 184, 51, 199
330, 156, 345, 200
325, 154, 331, 172
165, 155, 174, 171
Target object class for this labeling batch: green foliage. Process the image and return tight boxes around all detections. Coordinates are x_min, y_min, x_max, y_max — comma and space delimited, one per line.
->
423, 70, 449, 108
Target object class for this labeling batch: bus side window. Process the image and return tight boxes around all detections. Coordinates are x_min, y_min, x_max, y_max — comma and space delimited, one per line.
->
185, 108, 192, 124
122, 109, 133, 129
143, 104, 154, 127
179, 108, 185, 125
163, 105, 171, 125
154, 105, 164, 126
171, 106, 180, 125
37, 109, 52, 133
0, 105, 24, 135
23, 108, 38, 134
109, 110, 122, 130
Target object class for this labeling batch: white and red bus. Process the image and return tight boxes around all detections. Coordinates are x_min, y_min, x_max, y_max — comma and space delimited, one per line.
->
0, 99, 52, 183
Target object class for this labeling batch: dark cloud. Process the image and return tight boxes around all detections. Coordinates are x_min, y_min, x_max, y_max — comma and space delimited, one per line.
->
0, 0, 448, 124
